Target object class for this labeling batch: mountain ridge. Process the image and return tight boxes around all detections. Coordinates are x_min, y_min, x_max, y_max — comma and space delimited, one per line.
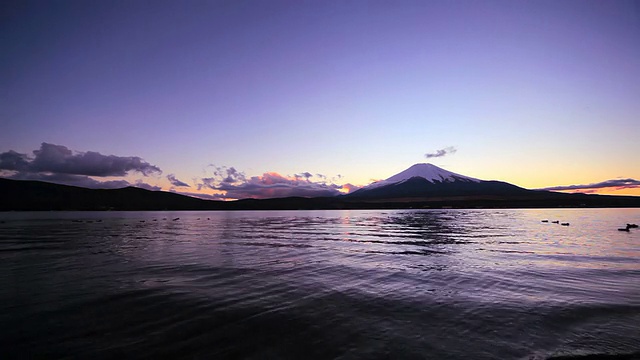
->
364, 163, 480, 190
2, 163, 640, 210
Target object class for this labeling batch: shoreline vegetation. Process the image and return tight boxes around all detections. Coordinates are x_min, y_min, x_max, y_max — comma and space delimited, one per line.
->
2, 178, 640, 211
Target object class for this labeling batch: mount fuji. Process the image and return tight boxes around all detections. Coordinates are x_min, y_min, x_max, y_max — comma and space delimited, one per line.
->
348, 163, 536, 199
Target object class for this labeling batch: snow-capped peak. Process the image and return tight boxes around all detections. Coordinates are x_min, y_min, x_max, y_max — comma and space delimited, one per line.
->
365, 163, 480, 189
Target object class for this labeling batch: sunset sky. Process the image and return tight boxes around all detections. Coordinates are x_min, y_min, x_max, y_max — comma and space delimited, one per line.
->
2, 0, 639, 199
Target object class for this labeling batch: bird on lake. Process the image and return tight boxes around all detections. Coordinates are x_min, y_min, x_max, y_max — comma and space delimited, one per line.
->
618, 225, 631, 232
561, 223, 570, 226
552, 221, 560, 224
627, 223, 638, 228
541, 220, 549, 223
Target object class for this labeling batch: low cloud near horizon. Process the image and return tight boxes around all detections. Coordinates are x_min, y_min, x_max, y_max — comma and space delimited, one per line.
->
198, 166, 359, 199
0, 143, 161, 190
538, 178, 640, 192
4, 171, 161, 191
167, 174, 190, 187
425, 146, 457, 159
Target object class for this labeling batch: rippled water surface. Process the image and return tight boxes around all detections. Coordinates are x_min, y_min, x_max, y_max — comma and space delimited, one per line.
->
1, 209, 639, 359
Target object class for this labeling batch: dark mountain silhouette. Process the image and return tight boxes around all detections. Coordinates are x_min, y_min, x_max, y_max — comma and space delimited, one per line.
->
2, 165, 640, 210
348, 163, 540, 199
0, 178, 223, 211
348, 176, 539, 199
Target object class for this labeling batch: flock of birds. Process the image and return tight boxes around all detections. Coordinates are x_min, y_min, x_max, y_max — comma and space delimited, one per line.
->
541, 219, 638, 232
541, 219, 570, 226
68, 217, 212, 225
4, 217, 636, 232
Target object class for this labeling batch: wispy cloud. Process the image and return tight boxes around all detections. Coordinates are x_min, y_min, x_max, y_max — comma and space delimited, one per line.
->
425, 146, 457, 159
170, 190, 228, 201
132, 180, 162, 191
167, 174, 190, 187
0, 143, 161, 176
539, 178, 640, 192
197, 166, 359, 199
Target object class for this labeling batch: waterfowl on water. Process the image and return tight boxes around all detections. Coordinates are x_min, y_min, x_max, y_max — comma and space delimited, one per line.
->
618, 226, 631, 232
551, 221, 560, 224
541, 220, 549, 223
627, 223, 638, 228
561, 223, 570, 226
173, 218, 180, 221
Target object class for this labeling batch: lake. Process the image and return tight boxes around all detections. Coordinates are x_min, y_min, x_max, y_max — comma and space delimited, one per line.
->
1, 209, 639, 359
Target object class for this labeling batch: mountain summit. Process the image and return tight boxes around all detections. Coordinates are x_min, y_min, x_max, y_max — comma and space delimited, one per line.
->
348, 163, 532, 199
364, 163, 479, 190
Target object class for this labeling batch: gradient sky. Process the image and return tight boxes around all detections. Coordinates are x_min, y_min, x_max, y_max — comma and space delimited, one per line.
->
2, 0, 639, 198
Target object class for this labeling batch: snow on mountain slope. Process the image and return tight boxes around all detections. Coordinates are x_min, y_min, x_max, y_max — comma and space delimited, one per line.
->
365, 163, 480, 189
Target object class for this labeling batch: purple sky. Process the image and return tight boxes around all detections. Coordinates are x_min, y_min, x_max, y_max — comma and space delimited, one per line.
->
1, 0, 639, 198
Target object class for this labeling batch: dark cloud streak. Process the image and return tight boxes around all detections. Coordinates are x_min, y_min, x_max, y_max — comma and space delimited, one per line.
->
167, 174, 190, 187
539, 178, 640, 192
5, 172, 131, 189
425, 146, 457, 159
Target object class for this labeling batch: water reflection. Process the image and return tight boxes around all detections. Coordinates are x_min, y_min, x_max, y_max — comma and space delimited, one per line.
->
0, 209, 639, 359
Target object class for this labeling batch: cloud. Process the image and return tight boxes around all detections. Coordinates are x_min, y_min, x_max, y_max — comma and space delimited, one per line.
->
132, 180, 162, 191
209, 165, 246, 184
425, 146, 457, 159
170, 190, 226, 201
295, 172, 313, 181
539, 178, 640, 192
0, 150, 30, 171
5, 172, 132, 189
197, 166, 359, 199
0, 143, 161, 177
167, 174, 190, 187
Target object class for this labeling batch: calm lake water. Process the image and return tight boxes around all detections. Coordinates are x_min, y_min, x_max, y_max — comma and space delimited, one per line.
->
1, 209, 639, 359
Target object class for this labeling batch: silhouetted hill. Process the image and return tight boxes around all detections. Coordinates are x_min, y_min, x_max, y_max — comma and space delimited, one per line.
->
0, 178, 223, 211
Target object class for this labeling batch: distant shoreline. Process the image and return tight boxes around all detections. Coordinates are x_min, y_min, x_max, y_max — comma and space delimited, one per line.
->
2, 178, 639, 212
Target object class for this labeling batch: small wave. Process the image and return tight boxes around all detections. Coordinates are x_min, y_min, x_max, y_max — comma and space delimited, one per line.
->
546, 351, 640, 360
220, 241, 313, 249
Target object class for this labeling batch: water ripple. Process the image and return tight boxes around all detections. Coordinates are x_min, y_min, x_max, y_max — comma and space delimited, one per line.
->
1, 209, 639, 359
